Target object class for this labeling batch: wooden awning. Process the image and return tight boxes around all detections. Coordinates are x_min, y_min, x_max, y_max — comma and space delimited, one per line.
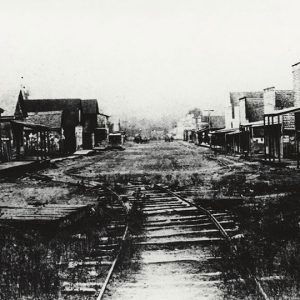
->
10, 120, 54, 131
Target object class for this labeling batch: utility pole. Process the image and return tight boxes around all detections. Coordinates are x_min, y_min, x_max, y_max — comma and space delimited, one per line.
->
203, 109, 214, 130
203, 109, 214, 146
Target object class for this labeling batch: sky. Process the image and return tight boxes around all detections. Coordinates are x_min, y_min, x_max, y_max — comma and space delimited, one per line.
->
1, 0, 300, 121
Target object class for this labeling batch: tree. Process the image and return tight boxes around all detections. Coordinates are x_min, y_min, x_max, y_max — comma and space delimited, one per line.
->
188, 108, 202, 118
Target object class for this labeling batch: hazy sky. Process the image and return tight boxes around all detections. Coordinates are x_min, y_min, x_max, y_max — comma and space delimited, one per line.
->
1, 0, 300, 120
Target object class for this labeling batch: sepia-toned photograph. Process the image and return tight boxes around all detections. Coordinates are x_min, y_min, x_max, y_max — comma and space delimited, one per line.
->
1, 0, 300, 299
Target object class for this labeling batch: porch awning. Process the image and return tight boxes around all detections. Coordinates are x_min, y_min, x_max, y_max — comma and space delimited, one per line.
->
264, 106, 300, 117
226, 129, 240, 136
10, 120, 54, 131
241, 120, 264, 128
212, 128, 237, 134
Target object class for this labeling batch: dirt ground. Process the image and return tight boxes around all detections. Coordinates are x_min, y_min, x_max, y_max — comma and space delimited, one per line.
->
1, 140, 300, 298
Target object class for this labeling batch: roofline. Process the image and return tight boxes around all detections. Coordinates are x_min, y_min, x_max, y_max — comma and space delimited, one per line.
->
0, 116, 15, 122
263, 86, 275, 91
240, 120, 264, 127
99, 113, 110, 118
212, 128, 237, 134
275, 89, 293, 93
27, 110, 63, 115
10, 120, 55, 131
26, 98, 82, 101
229, 91, 262, 94
239, 96, 263, 101
264, 106, 300, 116
292, 62, 300, 67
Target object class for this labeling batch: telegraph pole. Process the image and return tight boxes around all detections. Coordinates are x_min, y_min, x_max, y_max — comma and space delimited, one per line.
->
203, 109, 214, 130
203, 109, 214, 146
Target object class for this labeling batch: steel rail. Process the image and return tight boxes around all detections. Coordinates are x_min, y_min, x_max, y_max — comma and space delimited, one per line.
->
154, 184, 269, 300
154, 184, 231, 241
96, 225, 128, 300
96, 186, 129, 300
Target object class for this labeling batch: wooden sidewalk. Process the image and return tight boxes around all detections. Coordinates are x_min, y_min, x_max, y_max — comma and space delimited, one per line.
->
0, 204, 91, 228
0, 160, 50, 176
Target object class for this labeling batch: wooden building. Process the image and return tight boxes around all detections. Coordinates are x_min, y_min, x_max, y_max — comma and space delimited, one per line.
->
95, 113, 110, 146
11, 120, 53, 160
0, 90, 24, 161
197, 115, 225, 146
81, 99, 99, 149
15, 94, 101, 153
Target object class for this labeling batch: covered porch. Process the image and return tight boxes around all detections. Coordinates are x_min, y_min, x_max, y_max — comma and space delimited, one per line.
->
211, 128, 237, 152
11, 120, 53, 160
240, 121, 265, 157
264, 107, 300, 166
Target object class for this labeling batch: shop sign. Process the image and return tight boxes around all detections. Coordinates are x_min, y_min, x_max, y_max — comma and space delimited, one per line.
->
283, 113, 295, 130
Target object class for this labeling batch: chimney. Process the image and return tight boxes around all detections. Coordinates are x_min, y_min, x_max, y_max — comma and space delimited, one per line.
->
292, 62, 300, 107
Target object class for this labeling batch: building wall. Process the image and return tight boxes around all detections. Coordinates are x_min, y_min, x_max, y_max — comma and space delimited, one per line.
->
239, 99, 247, 124
227, 91, 263, 129
232, 106, 240, 128
292, 62, 300, 107
264, 87, 276, 114
225, 106, 233, 128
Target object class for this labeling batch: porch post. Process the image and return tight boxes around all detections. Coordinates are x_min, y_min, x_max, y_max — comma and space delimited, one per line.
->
272, 116, 275, 162
264, 116, 266, 160
268, 116, 271, 161
278, 115, 281, 162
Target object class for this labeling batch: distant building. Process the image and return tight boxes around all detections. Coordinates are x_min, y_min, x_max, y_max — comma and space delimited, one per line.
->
220, 92, 264, 153
197, 114, 225, 146
202, 115, 225, 130
176, 113, 198, 141
95, 113, 110, 146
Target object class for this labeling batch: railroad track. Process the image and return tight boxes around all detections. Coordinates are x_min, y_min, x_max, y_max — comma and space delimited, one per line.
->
101, 182, 259, 300
54, 178, 269, 299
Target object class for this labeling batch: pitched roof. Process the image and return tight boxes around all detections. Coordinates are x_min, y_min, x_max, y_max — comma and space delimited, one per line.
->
81, 99, 99, 114
26, 111, 63, 130
275, 90, 294, 109
22, 99, 82, 127
11, 120, 53, 131
23, 98, 82, 113
244, 97, 264, 122
0, 89, 21, 116
230, 91, 263, 106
